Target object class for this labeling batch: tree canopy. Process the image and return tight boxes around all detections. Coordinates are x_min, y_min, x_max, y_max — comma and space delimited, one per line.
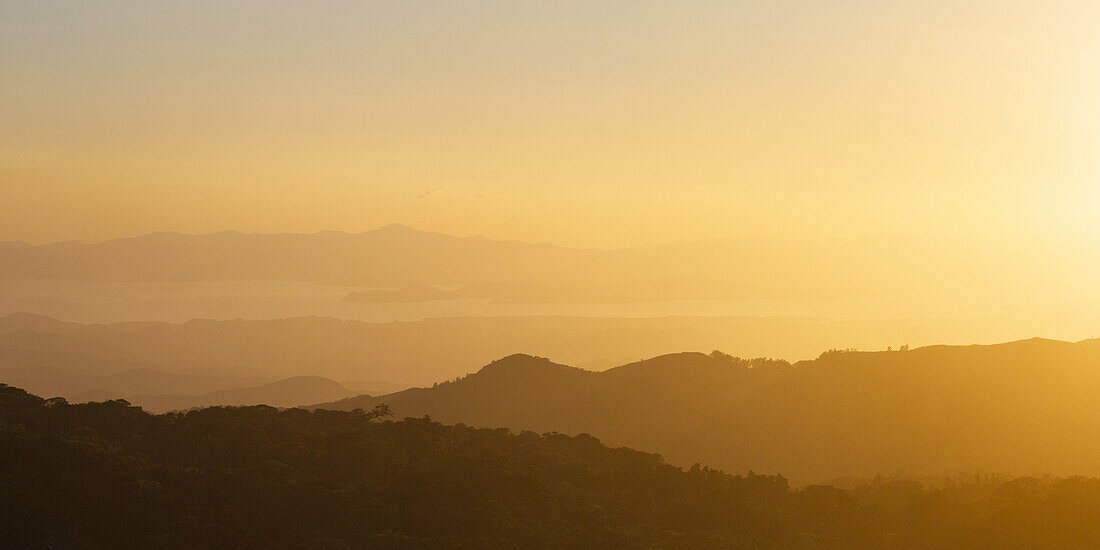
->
4, 383, 1100, 549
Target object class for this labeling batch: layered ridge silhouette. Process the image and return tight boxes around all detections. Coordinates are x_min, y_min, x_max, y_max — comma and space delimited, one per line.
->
0, 224, 799, 287
0, 225, 1046, 307
7, 310, 1100, 481
315, 341, 1100, 483
9, 311, 1093, 388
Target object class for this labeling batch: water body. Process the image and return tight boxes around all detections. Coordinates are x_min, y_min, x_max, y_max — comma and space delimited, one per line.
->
2, 279, 1099, 340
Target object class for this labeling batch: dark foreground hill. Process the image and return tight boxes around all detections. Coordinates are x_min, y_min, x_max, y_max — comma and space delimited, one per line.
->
7, 384, 1100, 549
315, 338, 1100, 482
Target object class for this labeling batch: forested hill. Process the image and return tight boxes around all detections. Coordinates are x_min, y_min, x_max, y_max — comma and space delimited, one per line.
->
0, 382, 793, 549
315, 338, 1100, 482
6, 383, 1100, 549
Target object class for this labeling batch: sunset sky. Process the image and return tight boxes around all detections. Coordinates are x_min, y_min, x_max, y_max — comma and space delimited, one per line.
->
3, 0, 1098, 248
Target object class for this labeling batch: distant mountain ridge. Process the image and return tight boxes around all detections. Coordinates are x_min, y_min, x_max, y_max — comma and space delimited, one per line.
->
0, 345, 355, 412
344, 279, 761, 304
7, 310, 1100, 480
131, 375, 355, 412
0, 224, 604, 284
0, 225, 957, 301
5, 310, 1100, 388
313, 339, 1100, 483
0, 313, 395, 410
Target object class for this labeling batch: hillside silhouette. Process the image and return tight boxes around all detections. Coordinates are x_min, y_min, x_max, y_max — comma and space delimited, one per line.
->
7, 383, 1100, 549
9, 311, 1100, 481
11, 311, 1093, 388
315, 341, 1100, 482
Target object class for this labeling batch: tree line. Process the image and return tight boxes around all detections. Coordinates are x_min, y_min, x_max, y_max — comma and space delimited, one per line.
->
3, 383, 1100, 549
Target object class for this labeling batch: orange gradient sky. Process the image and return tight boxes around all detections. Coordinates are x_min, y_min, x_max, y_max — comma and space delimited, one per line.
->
2, 0, 1098, 248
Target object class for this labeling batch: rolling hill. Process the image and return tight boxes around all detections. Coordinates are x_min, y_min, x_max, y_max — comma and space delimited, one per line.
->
314, 339, 1100, 483
9, 311, 1095, 387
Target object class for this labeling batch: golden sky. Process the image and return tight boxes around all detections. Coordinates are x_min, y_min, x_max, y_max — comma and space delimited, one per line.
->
2, 0, 1098, 248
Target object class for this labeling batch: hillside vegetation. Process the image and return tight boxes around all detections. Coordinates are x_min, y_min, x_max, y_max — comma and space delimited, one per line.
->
6, 383, 1100, 549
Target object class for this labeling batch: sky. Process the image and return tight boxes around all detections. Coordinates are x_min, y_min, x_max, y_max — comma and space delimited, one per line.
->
2, 0, 1098, 248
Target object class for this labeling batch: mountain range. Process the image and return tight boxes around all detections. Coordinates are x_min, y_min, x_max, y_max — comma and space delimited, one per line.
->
314, 339, 1100, 483
0, 313, 394, 411
343, 279, 760, 304
0, 345, 356, 412
7, 310, 1077, 387
1, 224, 1061, 308
6, 308, 1100, 481
126, 375, 355, 412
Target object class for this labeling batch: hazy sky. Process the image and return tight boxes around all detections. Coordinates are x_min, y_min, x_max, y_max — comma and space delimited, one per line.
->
2, 1, 1098, 247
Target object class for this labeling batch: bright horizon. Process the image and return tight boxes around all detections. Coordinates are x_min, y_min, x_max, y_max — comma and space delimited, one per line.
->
4, 0, 1099, 250
3, 0, 1100, 347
